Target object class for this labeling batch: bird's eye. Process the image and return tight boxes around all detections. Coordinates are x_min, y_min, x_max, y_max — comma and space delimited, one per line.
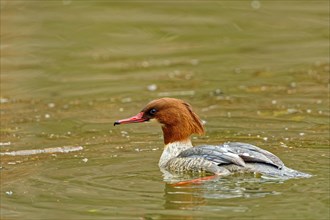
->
149, 108, 157, 115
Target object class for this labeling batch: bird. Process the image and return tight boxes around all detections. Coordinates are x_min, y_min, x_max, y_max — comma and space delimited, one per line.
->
114, 97, 311, 179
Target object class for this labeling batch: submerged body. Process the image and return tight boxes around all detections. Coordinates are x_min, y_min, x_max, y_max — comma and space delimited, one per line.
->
114, 98, 311, 179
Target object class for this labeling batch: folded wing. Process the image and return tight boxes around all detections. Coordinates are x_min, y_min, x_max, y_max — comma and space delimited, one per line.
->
177, 142, 284, 169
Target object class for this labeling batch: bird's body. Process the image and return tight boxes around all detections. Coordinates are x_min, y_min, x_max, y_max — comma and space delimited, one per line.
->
114, 98, 311, 179
160, 141, 310, 178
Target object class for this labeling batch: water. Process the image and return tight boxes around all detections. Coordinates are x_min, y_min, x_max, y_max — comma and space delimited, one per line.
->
1, 1, 329, 219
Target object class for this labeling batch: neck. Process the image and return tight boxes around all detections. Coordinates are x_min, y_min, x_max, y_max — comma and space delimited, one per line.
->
162, 125, 192, 145
158, 139, 193, 168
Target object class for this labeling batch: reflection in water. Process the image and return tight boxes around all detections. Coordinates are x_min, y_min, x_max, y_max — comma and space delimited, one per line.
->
165, 182, 205, 210
164, 175, 282, 211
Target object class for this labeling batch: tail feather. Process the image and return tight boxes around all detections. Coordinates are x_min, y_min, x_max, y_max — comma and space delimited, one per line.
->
244, 163, 312, 179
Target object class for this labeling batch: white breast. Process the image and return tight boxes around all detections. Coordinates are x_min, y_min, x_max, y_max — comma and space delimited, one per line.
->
158, 140, 193, 168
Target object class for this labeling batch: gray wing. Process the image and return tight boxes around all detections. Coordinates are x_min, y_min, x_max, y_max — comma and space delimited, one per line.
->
177, 142, 284, 169
178, 145, 246, 167
223, 142, 284, 169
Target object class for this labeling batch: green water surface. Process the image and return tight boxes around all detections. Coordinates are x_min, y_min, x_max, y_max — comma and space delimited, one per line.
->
1, 1, 329, 220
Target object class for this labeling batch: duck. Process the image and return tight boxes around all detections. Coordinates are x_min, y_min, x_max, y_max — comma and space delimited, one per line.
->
114, 97, 311, 179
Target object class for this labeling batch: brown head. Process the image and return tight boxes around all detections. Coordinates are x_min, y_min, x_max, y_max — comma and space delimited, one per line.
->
114, 98, 205, 144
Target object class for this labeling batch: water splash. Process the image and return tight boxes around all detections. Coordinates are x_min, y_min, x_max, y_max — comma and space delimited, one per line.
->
0, 146, 83, 156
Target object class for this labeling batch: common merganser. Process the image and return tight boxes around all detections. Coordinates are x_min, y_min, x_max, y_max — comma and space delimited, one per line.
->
114, 98, 311, 179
